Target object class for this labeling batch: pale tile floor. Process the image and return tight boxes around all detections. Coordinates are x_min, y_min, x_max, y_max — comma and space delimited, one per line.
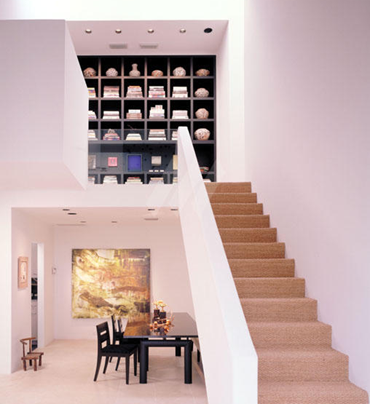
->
0, 340, 208, 404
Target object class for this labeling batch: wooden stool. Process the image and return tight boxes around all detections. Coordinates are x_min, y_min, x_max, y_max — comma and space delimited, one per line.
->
20, 337, 44, 371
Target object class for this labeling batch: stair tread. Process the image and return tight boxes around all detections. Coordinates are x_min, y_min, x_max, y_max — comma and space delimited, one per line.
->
257, 346, 347, 357
259, 381, 368, 403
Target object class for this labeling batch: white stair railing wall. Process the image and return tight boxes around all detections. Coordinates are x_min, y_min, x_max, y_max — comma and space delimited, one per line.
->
177, 126, 258, 404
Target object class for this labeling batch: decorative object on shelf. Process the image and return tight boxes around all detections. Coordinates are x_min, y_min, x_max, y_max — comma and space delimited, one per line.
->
149, 85, 165, 98
103, 129, 120, 141
151, 70, 164, 77
125, 176, 143, 184
195, 108, 209, 119
172, 110, 189, 119
129, 63, 141, 77
151, 156, 162, 166
195, 68, 210, 76
102, 110, 120, 120
126, 109, 142, 119
83, 67, 97, 77
126, 85, 143, 98
88, 155, 97, 169
108, 157, 118, 167
88, 87, 96, 98
148, 128, 166, 140
125, 132, 142, 141
172, 86, 188, 98
88, 129, 98, 140
18, 256, 28, 289
173, 155, 178, 170
149, 105, 165, 119
103, 175, 119, 184
88, 110, 97, 120
200, 166, 210, 173
103, 86, 120, 98
106, 67, 118, 77
194, 87, 209, 98
194, 128, 210, 140
173, 66, 186, 77
149, 176, 164, 184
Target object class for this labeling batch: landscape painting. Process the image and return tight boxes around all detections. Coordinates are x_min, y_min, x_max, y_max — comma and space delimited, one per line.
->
72, 249, 150, 326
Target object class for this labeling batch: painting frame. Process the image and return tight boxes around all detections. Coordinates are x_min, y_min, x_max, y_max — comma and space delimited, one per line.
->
71, 249, 150, 322
18, 256, 28, 289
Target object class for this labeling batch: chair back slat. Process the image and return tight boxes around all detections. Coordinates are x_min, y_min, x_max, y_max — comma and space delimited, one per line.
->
96, 322, 111, 350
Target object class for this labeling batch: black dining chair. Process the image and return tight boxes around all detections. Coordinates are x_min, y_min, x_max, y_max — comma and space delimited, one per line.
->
94, 321, 138, 384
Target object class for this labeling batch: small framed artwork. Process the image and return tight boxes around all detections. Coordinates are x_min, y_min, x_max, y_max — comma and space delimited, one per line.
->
18, 257, 28, 289
127, 154, 142, 172
108, 157, 118, 167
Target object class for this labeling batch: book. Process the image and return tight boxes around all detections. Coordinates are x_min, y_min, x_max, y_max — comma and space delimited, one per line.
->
88, 155, 96, 169
173, 155, 178, 170
108, 157, 118, 167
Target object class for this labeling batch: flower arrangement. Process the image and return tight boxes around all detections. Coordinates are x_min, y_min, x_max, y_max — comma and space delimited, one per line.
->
153, 300, 167, 312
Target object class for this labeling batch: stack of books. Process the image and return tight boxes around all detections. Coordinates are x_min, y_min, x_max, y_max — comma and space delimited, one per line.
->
126, 109, 142, 119
126, 133, 142, 141
171, 110, 189, 119
88, 88, 96, 98
172, 177, 178, 184
88, 130, 98, 140
171, 131, 178, 140
149, 105, 165, 119
103, 175, 118, 185
149, 86, 165, 98
203, 179, 212, 183
103, 86, 120, 98
88, 176, 96, 184
88, 110, 97, 119
126, 86, 143, 98
103, 129, 120, 141
200, 166, 209, 173
125, 176, 143, 184
148, 129, 166, 141
103, 110, 120, 120
149, 177, 164, 184
172, 86, 188, 98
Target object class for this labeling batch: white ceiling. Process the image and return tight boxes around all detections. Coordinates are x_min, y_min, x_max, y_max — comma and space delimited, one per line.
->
18, 207, 179, 226
67, 20, 228, 55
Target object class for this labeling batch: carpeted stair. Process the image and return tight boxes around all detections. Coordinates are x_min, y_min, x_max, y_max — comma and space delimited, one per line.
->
206, 182, 368, 404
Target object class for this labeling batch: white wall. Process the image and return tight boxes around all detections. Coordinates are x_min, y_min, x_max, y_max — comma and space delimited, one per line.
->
0, 206, 12, 374
244, 0, 370, 393
11, 209, 54, 372
53, 219, 193, 339
0, 20, 87, 190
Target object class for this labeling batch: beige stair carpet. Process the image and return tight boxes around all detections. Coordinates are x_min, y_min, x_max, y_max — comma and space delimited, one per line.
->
206, 182, 368, 404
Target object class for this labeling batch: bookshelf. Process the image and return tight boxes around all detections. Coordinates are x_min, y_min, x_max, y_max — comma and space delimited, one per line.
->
79, 55, 216, 185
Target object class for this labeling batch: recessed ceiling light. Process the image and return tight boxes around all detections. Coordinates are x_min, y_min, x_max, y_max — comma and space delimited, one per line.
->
147, 29, 154, 34
85, 29, 92, 34
148, 208, 156, 211
68, 212, 77, 216
204, 27, 213, 34
111, 220, 118, 224
179, 28, 186, 34
170, 208, 178, 211
80, 221, 86, 224
115, 29, 122, 34
62, 208, 70, 211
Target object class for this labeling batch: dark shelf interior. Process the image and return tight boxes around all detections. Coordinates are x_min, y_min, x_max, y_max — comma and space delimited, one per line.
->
79, 55, 216, 185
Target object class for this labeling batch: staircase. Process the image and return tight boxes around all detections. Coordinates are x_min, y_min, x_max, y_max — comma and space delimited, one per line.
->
206, 182, 368, 404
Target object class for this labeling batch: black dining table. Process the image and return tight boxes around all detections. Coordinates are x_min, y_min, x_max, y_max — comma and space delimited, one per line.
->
122, 312, 198, 384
